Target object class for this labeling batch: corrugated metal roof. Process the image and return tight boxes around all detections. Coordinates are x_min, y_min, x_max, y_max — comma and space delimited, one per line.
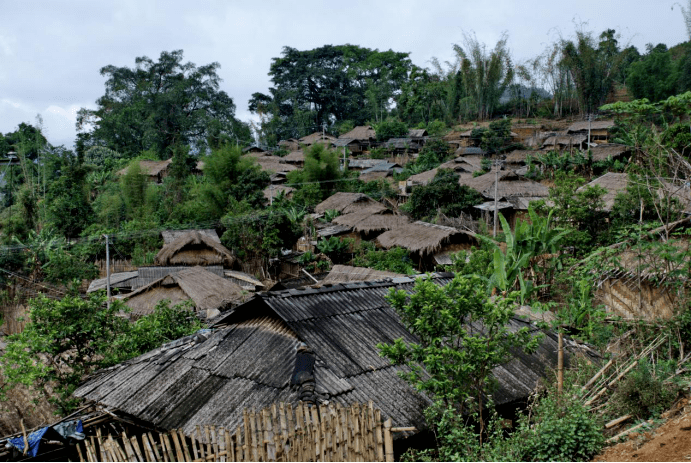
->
75, 275, 591, 440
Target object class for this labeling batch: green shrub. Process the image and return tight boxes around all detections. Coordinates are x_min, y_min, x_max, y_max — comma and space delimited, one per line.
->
514, 390, 604, 461
352, 244, 415, 274
609, 357, 679, 419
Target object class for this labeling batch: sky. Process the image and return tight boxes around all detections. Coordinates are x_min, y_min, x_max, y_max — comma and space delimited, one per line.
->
0, 0, 688, 150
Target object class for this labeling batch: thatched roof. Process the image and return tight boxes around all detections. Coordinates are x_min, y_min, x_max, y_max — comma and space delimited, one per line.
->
339, 126, 376, 141
348, 159, 387, 170
122, 266, 245, 318
333, 138, 359, 148
244, 151, 271, 158
224, 270, 265, 291
408, 167, 440, 186
254, 156, 299, 174
376, 221, 477, 256
319, 265, 406, 285
455, 147, 485, 156
278, 138, 300, 150
505, 150, 541, 164
162, 229, 220, 245
542, 134, 587, 148
567, 120, 615, 132
359, 170, 393, 182
408, 129, 428, 138
282, 150, 304, 164
263, 184, 295, 201
333, 207, 410, 234
117, 159, 172, 178
590, 144, 629, 162
314, 192, 384, 214
155, 231, 235, 267
299, 132, 336, 145
461, 169, 549, 200
577, 172, 627, 211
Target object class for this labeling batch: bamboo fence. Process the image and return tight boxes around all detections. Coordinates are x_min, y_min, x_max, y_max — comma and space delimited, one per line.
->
96, 259, 138, 277
78, 401, 398, 462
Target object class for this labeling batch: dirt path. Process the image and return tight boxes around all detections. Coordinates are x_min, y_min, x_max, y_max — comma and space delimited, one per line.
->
595, 400, 691, 461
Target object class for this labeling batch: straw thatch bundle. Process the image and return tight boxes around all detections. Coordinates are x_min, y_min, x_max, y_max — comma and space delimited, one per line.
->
541, 134, 587, 148
155, 230, 235, 267
282, 150, 305, 164
590, 144, 628, 162
505, 150, 541, 165
314, 192, 384, 214
300, 132, 336, 145
461, 169, 549, 200
339, 126, 376, 141
123, 266, 245, 317
333, 207, 410, 234
567, 120, 615, 132
376, 221, 475, 256
254, 156, 298, 174
319, 265, 405, 285
161, 229, 220, 244
359, 170, 392, 182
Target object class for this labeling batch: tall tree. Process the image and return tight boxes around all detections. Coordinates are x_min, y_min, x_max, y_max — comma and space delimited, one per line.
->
250, 45, 412, 144
77, 50, 248, 159
455, 32, 514, 120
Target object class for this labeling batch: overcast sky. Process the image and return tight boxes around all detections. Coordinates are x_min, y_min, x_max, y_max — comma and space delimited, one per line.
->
0, 0, 688, 149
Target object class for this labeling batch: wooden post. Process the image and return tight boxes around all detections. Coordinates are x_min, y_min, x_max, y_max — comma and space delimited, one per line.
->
558, 330, 564, 395
374, 410, 384, 463
383, 419, 394, 463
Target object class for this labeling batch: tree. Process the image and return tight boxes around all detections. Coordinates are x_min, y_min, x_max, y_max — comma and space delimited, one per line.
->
287, 143, 343, 200
250, 45, 412, 142
77, 50, 246, 159
455, 32, 514, 120
627, 44, 679, 101
0, 294, 202, 412
379, 274, 541, 440
406, 169, 483, 221
374, 118, 408, 141
45, 149, 93, 238
561, 29, 623, 115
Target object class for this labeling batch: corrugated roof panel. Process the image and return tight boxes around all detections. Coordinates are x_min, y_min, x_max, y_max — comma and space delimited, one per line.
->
139, 368, 212, 424
158, 374, 228, 430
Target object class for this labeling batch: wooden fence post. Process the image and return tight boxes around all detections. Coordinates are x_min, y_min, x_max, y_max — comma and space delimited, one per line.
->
383, 419, 394, 463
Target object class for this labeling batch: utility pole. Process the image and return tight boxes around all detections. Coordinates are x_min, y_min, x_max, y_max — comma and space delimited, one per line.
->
104, 234, 111, 309
587, 113, 592, 148
493, 160, 501, 238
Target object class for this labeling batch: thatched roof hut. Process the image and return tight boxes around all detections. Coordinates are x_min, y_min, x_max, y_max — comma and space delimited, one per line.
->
461, 169, 549, 200
116, 159, 172, 183
376, 221, 477, 257
408, 129, 428, 138
314, 192, 385, 214
567, 120, 615, 133
122, 266, 245, 319
87, 271, 139, 294
590, 144, 629, 162
339, 126, 376, 141
541, 134, 587, 149
161, 229, 220, 245
155, 231, 235, 267
253, 156, 299, 174
319, 265, 406, 285
278, 138, 300, 151
299, 132, 336, 145
505, 150, 541, 165
282, 150, 305, 165
333, 207, 410, 235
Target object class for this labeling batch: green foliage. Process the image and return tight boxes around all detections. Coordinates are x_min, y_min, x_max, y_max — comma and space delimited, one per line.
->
513, 388, 604, 461
426, 120, 447, 137
288, 143, 343, 200
609, 358, 680, 420
352, 243, 415, 274
380, 274, 541, 441
315, 237, 353, 264
374, 118, 408, 141
480, 118, 512, 154
660, 122, 691, 158
322, 209, 341, 223
627, 44, 679, 102
406, 169, 483, 221
77, 50, 246, 159
0, 294, 201, 412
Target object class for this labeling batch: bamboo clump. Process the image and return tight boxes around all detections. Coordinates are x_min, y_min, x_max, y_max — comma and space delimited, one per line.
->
78, 401, 395, 462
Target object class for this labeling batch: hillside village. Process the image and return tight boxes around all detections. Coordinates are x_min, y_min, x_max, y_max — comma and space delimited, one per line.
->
1, 22, 691, 462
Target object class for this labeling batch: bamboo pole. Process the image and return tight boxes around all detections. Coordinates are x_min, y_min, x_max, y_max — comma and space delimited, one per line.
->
558, 331, 564, 395
148, 432, 162, 462
374, 410, 384, 463
196, 426, 205, 461
581, 358, 615, 393
605, 414, 633, 429
142, 433, 156, 462
179, 430, 192, 462
606, 420, 653, 443
218, 427, 227, 463
170, 429, 185, 462
162, 433, 176, 462
383, 419, 394, 463
204, 425, 212, 460
210, 426, 219, 461
121, 432, 137, 461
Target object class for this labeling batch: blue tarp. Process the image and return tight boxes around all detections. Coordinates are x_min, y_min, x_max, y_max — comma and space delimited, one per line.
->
6, 420, 84, 458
